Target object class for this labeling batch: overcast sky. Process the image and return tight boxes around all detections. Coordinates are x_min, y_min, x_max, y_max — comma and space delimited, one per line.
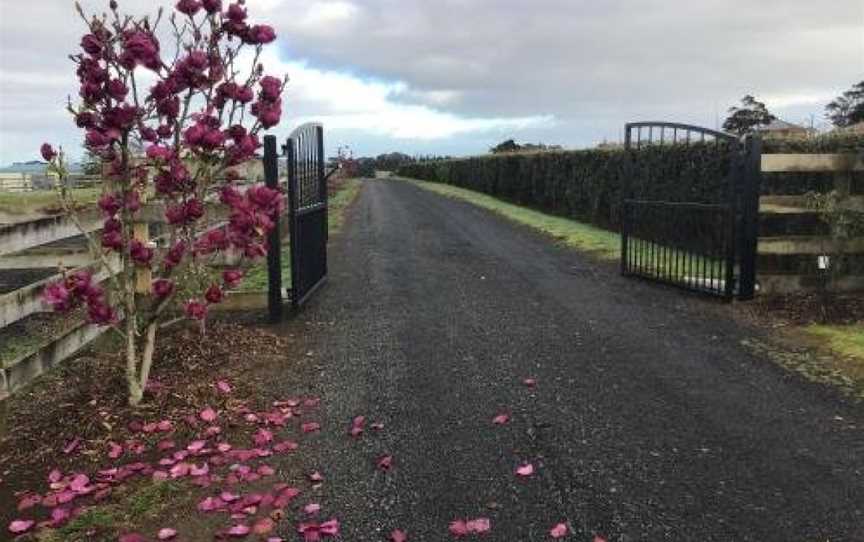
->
0, 0, 862, 164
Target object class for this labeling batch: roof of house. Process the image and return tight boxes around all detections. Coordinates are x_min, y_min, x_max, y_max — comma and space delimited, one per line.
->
761, 119, 808, 132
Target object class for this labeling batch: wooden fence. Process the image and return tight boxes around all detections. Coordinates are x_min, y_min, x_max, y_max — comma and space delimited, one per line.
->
757, 153, 864, 293
0, 184, 282, 400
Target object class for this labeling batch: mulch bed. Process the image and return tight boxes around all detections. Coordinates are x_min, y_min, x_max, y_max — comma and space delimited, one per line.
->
0, 320, 294, 536
740, 292, 864, 326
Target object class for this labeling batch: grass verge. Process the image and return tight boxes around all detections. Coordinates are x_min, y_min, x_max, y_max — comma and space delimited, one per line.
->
0, 188, 102, 215
403, 178, 620, 260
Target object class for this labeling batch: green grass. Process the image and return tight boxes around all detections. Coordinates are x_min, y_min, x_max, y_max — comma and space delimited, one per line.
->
240, 178, 363, 291
807, 325, 864, 363
0, 188, 101, 214
44, 481, 185, 542
404, 179, 620, 260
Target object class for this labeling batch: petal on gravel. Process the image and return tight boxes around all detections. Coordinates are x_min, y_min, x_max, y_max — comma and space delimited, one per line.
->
492, 413, 510, 425
308, 471, 324, 483
391, 529, 408, 542
523, 378, 537, 387
118, 534, 147, 542
320, 519, 340, 535
158, 527, 178, 540
227, 524, 251, 537
466, 518, 491, 534
200, 407, 218, 422
301, 422, 321, 433
550, 523, 568, 538
377, 455, 394, 471
304, 503, 321, 515
48, 468, 62, 483
8, 519, 35, 534
516, 463, 535, 477
449, 520, 468, 536
593, 537, 608, 542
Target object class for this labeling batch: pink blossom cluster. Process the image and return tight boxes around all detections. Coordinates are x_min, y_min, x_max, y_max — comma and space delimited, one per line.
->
42, 270, 117, 325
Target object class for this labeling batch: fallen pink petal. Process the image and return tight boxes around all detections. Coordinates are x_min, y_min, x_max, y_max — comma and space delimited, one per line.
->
492, 413, 510, 425
523, 378, 537, 387
391, 529, 408, 542
9, 519, 35, 534
377, 455, 394, 471
516, 463, 535, 477
216, 380, 233, 394
200, 407, 218, 422
304, 502, 321, 515
228, 523, 251, 537
302, 422, 321, 433
466, 518, 491, 534
158, 527, 178, 540
550, 523, 568, 538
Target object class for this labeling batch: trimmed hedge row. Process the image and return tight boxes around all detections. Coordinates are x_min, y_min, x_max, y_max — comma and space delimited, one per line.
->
398, 134, 864, 230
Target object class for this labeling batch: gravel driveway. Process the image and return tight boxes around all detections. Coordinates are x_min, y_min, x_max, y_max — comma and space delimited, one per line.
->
274, 179, 864, 541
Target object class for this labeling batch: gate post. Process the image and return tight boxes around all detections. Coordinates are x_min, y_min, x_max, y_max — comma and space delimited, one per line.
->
263, 135, 283, 323
738, 134, 762, 300
286, 137, 300, 309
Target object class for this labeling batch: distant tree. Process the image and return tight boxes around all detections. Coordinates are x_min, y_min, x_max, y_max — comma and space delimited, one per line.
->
722, 95, 776, 136
825, 81, 864, 128
81, 147, 102, 176
490, 139, 521, 154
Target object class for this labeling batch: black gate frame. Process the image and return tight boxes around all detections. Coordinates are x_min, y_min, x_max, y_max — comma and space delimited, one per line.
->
262, 123, 329, 322
620, 122, 761, 300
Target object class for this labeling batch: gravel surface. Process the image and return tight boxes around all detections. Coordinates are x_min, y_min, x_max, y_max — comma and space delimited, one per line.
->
271, 179, 864, 541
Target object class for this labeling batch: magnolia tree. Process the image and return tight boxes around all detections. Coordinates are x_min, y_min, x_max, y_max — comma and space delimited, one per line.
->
41, 0, 287, 406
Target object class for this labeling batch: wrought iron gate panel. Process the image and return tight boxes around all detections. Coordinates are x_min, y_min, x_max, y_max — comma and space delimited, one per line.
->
287, 123, 328, 308
621, 122, 759, 300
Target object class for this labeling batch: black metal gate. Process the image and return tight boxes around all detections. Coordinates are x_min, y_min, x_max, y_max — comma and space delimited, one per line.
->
620, 122, 761, 300
286, 123, 328, 308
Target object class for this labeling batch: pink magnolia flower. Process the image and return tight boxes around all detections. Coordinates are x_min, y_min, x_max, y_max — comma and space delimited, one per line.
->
41, 143, 57, 161
80, 34, 103, 56
176, 0, 202, 16
43, 282, 73, 312
203, 0, 222, 13
205, 284, 224, 304
185, 300, 208, 320
222, 269, 244, 289
153, 279, 175, 298
247, 24, 276, 44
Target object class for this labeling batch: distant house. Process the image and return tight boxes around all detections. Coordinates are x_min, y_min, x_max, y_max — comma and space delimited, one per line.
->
832, 121, 864, 135
759, 119, 815, 139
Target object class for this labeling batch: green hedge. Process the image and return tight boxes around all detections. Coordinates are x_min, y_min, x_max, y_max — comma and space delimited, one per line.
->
398, 134, 864, 230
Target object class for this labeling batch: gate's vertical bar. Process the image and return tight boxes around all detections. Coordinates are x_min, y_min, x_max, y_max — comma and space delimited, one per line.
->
316, 125, 328, 243
738, 135, 762, 300
621, 126, 633, 276
724, 140, 741, 299
286, 137, 300, 309
263, 135, 283, 323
